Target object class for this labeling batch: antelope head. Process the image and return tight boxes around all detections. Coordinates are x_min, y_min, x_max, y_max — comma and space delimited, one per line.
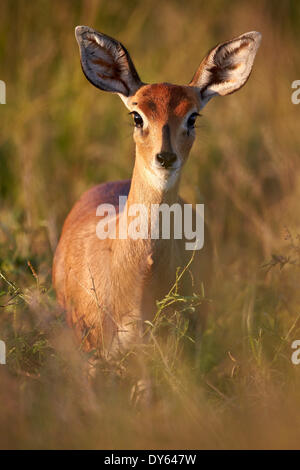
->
75, 26, 261, 192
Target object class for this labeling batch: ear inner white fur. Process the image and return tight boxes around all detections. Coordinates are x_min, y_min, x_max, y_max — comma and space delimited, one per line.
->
189, 31, 261, 107
75, 25, 143, 97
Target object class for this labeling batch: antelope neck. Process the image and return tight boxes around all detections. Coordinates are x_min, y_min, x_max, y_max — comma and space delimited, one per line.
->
112, 155, 181, 268
127, 154, 181, 207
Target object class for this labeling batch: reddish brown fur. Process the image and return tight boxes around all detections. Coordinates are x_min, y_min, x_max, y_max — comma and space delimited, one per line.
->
136, 83, 196, 120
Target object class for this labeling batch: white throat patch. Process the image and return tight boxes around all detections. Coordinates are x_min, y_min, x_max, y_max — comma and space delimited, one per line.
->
143, 166, 180, 192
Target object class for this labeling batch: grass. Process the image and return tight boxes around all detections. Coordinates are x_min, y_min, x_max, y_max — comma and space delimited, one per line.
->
1, 0, 300, 449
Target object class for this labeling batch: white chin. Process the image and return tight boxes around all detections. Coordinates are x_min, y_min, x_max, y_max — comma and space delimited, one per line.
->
145, 167, 180, 192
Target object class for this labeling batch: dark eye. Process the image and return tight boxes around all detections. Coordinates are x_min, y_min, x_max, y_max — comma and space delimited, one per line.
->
187, 112, 200, 129
130, 111, 143, 128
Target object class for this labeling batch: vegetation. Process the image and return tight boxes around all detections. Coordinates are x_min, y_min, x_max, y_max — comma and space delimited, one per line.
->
0, 0, 300, 449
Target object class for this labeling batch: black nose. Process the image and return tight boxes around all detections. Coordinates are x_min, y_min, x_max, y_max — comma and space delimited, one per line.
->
156, 152, 177, 169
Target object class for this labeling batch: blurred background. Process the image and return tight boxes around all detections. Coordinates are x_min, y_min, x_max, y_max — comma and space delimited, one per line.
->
0, 0, 300, 449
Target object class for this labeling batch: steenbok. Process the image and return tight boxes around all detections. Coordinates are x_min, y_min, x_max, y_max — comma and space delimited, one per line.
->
53, 26, 261, 357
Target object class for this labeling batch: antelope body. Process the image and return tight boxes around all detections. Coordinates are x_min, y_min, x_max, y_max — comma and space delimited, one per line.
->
53, 26, 261, 355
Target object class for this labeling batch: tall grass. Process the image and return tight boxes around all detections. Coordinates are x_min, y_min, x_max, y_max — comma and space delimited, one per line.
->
0, 0, 300, 449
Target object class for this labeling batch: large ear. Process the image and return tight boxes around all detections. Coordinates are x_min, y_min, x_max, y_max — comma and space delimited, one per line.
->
75, 26, 143, 99
189, 31, 261, 108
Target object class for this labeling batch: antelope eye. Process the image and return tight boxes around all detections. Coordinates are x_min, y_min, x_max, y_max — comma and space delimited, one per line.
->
130, 111, 144, 128
187, 112, 200, 129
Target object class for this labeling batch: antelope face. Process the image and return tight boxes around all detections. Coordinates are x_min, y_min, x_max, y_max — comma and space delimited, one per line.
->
75, 26, 261, 191
126, 83, 200, 185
